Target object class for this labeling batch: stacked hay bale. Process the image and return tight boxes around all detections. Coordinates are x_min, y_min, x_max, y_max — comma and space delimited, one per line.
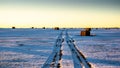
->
31, 27, 34, 29
54, 27, 59, 30
12, 27, 15, 29
80, 28, 91, 36
42, 27, 45, 29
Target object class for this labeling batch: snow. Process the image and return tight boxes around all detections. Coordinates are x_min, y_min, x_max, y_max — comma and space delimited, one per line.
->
61, 41, 74, 68
69, 28, 120, 68
42, 31, 63, 68
0, 28, 120, 68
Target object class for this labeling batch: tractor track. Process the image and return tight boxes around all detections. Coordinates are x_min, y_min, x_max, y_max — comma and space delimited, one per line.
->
42, 31, 64, 68
42, 30, 92, 68
65, 30, 92, 68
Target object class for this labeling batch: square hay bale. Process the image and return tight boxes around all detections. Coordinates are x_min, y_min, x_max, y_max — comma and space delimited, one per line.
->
80, 30, 90, 36
12, 27, 15, 29
54, 27, 59, 30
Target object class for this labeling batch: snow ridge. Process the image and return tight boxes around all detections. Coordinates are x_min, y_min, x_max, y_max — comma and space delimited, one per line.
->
42, 30, 92, 68
65, 30, 92, 68
42, 31, 64, 68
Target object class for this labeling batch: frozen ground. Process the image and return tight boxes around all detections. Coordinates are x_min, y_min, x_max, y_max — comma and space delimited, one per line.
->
0, 28, 120, 68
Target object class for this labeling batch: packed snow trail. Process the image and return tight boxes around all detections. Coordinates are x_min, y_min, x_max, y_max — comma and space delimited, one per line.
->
65, 30, 92, 68
42, 31, 64, 68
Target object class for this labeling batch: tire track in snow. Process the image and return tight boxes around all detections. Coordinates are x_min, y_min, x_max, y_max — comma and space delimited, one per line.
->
65, 30, 92, 68
42, 31, 64, 68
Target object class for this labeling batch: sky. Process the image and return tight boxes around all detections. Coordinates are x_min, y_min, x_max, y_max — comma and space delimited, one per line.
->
0, 0, 120, 28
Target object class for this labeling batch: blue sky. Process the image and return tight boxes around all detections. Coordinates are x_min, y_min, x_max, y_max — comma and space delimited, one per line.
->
0, 0, 120, 28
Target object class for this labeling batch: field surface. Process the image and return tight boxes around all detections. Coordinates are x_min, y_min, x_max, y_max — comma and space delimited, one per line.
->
0, 28, 120, 68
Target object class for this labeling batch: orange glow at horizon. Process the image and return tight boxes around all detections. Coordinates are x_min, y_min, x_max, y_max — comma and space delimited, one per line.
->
0, 5, 120, 28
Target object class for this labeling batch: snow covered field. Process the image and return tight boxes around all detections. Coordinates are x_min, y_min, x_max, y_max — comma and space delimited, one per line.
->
0, 28, 120, 68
